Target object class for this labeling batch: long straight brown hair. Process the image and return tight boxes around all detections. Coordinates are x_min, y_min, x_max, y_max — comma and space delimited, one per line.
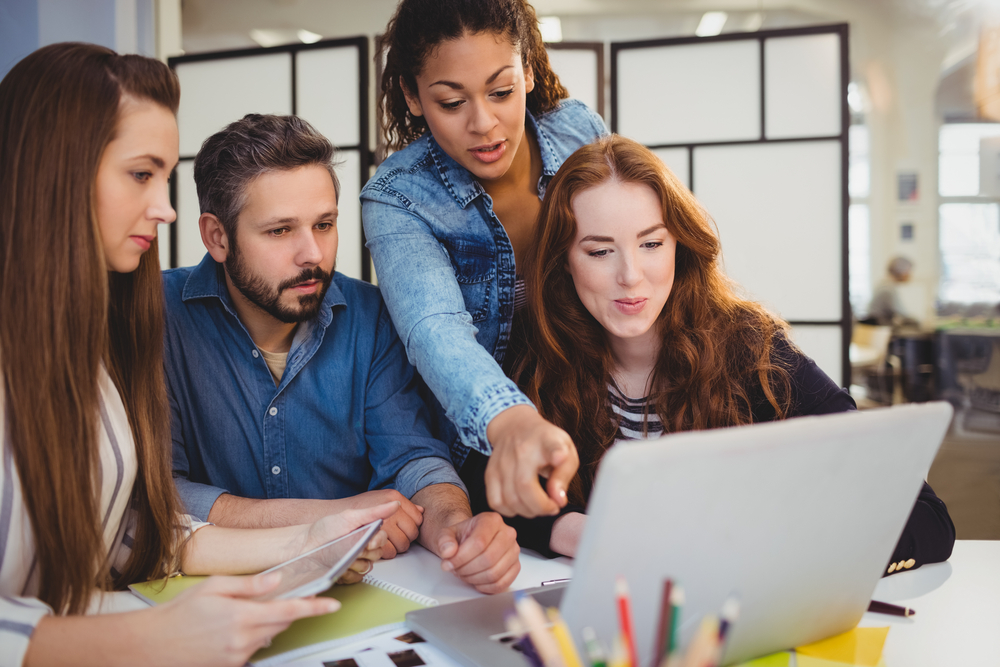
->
0, 43, 182, 614
513, 136, 793, 504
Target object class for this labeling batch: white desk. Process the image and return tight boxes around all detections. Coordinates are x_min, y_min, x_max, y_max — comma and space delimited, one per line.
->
104, 541, 998, 665
284, 540, 1000, 667
861, 540, 1000, 666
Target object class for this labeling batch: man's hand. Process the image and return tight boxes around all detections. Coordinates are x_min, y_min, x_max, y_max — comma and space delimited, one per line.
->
485, 405, 579, 518
435, 512, 521, 594
340, 489, 424, 559
413, 484, 521, 595
335, 532, 386, 584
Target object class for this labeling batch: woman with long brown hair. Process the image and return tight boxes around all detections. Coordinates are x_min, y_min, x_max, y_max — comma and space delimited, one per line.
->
362, 0, 608, 520
487, 135, 955, 569
0, 43, 394, 666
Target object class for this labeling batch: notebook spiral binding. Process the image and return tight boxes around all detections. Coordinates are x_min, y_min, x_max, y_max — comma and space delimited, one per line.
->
361, 574, 440, 607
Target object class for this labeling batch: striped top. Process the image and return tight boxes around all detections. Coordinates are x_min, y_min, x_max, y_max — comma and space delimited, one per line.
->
513, 276, 528, 312
609, 384, 664, 441
0, 365, 202, 666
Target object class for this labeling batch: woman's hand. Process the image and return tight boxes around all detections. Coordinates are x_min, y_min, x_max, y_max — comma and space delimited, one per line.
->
147, 573, 338, 666
485, 405, 579, 518
292, 501, 400, 584
549, 512, 587, 557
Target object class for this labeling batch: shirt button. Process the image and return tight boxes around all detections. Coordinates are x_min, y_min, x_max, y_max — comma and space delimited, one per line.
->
269, 407, 278, 416
252, 349, 259, 358
271, 466, 281, 475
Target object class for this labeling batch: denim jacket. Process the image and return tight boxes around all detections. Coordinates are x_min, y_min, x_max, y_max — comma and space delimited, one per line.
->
361, 100, 607, 464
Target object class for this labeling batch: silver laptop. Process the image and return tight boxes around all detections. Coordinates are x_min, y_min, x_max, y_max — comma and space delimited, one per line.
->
408, 402, 952, 666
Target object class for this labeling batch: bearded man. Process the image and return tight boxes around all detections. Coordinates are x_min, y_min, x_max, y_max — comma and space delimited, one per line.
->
163, 114, 519, 594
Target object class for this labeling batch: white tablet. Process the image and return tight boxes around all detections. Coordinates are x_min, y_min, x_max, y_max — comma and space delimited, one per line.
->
255, 518, 383, 600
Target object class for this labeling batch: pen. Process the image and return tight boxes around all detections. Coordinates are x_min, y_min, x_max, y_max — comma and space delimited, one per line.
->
653, 579, 674, 667
615, 577, 638, 667
868, 599, 915, 617
547, 607, 585, 667
582, 626, 607, 667
515, 591, 566, 667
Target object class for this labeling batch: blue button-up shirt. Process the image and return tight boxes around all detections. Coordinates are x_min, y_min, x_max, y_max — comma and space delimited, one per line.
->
164, 255, 465, 521
361, 100, 607, 466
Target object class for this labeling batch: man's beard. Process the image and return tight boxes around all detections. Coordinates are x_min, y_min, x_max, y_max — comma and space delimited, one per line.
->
225, 244, 333, 324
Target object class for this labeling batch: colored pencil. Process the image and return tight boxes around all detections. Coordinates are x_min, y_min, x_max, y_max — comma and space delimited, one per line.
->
680, 616, 719, 667
548, 608, 585, 667
609, 633, 631, 667
582, 627, 608, 667
507, 614, 544, 667
616, 577, 639, 667
667, 586, 685, 660
653, 579, 674, 667
515, 592, 566, 667
718, 597, 740, 642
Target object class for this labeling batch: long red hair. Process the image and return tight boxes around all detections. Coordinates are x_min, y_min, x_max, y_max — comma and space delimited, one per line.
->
513, 136, 793, 504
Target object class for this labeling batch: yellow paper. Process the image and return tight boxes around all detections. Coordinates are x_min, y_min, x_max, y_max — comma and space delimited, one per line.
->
795, 627, 890, 667
796, 657, 885, 667
730, 650, 792, 667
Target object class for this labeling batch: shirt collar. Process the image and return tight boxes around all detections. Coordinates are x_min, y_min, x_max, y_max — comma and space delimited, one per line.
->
426, 107, 561, 209
180, 252, 345, 329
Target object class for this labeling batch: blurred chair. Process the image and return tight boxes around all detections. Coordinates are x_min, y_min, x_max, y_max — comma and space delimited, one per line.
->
850, 324, 902, 405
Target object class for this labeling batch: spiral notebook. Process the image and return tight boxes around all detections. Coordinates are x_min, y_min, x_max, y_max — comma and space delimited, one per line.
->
129, 573, 437, 666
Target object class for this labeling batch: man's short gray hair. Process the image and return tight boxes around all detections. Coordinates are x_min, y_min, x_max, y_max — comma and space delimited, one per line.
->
193, 114, 340, 240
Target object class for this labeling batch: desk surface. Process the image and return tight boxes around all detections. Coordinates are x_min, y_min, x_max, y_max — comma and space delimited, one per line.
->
106, 541, 998, 665
353, 540, 1000, 667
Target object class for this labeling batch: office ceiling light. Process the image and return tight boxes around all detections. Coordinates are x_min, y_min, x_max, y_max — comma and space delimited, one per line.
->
696, 11, 728, 37
744, 12, 764, 32
249, 29, 293, 48
539, 16, 563, 43
297, 29, 322, 44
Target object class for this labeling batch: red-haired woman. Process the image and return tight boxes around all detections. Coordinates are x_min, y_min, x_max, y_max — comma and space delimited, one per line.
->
0, 43, 395, 666
464, 135, 955, 571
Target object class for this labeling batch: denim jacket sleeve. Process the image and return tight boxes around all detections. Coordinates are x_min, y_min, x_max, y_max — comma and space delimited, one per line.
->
362, 196, 533, 455
363, 302, 469, 495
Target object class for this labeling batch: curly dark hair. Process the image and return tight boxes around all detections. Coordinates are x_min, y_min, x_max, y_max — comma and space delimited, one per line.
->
379, 0, 569, 151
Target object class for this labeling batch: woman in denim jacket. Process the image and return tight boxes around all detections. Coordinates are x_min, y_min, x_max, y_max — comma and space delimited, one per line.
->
361, 0, 607, 519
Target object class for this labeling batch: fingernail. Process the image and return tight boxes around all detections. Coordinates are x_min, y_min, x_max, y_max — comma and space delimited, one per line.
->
326, 599, 341, 613
261, 572, 281, 586
442, 561, 454, 572
558, 489, 567, 500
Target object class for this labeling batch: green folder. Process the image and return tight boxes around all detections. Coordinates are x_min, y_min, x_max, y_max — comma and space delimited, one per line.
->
129, 575, 435, 666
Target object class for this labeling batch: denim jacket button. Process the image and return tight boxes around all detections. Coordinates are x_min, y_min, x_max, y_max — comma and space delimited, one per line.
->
269, 406, 278, 416
271, 466, 281, 475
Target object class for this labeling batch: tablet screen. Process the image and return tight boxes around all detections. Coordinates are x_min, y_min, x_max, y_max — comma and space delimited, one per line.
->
256, 519, 382, 600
